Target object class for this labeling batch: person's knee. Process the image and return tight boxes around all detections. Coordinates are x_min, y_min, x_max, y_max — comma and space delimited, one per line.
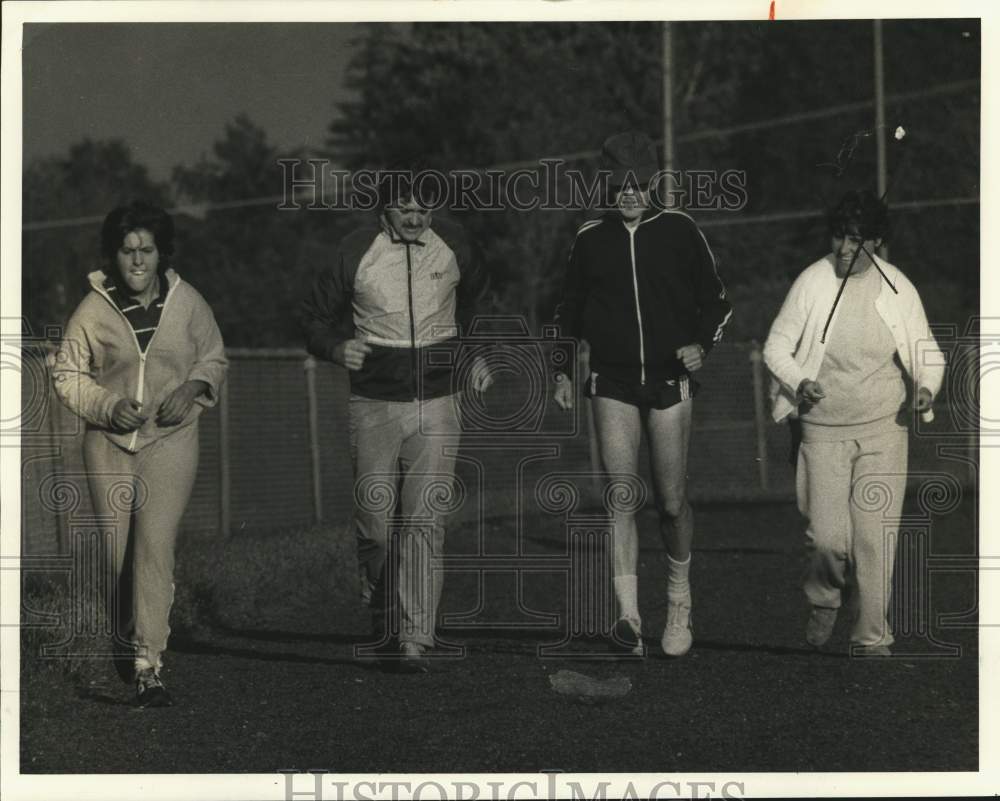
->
354, 512, 390, 550
656, 493, 690, 521
805, 523, 849, 560
852, 530, 890, 564
431, 521, 446, 551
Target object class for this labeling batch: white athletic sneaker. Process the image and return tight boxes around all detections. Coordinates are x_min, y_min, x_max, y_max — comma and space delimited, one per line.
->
661, 599, 693, 657
399, 642, 429, 673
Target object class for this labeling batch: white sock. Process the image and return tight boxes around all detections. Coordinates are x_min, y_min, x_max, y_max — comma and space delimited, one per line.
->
667, 554, 691, 603
613, 574, 640, 625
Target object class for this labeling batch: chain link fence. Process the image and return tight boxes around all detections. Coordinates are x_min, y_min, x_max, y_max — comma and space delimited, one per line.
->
17, 338, 977, 556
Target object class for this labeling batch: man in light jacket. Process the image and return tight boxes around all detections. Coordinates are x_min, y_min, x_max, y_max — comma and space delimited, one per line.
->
302, 168, 492, 672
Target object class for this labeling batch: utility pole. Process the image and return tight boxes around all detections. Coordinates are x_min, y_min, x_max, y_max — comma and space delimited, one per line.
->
662, 22, 675, 172
874, 19, 889, 260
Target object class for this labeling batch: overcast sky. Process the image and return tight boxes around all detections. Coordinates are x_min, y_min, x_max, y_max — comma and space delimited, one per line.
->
22, 23, 359, 181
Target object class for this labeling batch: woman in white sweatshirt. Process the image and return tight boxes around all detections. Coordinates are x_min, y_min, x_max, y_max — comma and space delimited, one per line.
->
763, 190, 944, 656
52, 201, 227, 705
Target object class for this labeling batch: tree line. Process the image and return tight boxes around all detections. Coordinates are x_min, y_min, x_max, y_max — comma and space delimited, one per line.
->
22, 20, 979, 346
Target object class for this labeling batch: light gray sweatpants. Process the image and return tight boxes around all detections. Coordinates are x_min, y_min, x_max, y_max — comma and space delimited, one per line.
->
83, 423, 199, 671
796, 428, 908, 647
349, 394, 462, 648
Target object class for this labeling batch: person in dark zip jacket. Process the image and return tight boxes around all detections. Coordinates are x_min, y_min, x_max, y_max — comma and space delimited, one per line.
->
302, 171, 492, 672
552, 131, 733, 659
51, 201, 228, 706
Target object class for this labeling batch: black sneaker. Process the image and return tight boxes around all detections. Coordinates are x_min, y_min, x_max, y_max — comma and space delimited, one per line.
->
135, 668, 173, 707
111, 638, 136, 684
611, 617, 645, 657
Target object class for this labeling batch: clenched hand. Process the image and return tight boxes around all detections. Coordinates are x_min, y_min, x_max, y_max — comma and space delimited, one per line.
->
157, 381, 207, 426
676, 344, 705, 372
334, 339, 373, 371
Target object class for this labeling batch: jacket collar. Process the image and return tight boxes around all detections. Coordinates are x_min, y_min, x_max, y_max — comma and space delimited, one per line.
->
607, 207, 664, 228
88, 267, 180, 301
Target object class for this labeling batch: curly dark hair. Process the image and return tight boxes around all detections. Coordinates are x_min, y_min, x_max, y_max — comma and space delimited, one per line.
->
827, 189, 890, 243
100, 201, 175, 270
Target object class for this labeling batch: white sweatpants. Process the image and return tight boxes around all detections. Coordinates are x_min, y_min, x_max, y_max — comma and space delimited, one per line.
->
796, 428, 908, 647
83, 423, 199, 671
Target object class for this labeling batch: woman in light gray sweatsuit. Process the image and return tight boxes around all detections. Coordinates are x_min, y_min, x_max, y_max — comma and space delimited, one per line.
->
52, 201, 227, 706
763, 190, 944, 657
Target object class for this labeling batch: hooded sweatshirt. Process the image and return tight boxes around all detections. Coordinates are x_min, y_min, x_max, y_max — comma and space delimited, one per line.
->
51, 268, 228, 452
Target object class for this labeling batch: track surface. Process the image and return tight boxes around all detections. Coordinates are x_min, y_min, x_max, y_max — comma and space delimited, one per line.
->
20, 503, 978, 774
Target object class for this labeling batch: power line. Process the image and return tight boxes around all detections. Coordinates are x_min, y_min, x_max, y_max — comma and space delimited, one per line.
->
677, 78, 978, 145
21, 78, 979, 233
21, 199, 289, 232
697, 195, 979, 229
460, 79, 980, 171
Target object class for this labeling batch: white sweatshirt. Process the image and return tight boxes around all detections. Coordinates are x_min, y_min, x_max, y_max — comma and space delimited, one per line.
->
763, 254, 945, 423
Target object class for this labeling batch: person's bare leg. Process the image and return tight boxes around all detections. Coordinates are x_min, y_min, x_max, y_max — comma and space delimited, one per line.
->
646, 399, 695, 656
591, 396, 643, 647
646, 399, 694, 559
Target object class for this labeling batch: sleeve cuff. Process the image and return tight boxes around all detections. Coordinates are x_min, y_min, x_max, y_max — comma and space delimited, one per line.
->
101, 393, 123, 427
190, 369, 221, 400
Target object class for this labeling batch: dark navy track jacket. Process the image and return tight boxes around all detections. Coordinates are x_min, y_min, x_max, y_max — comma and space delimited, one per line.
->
554, 209, 733, 384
